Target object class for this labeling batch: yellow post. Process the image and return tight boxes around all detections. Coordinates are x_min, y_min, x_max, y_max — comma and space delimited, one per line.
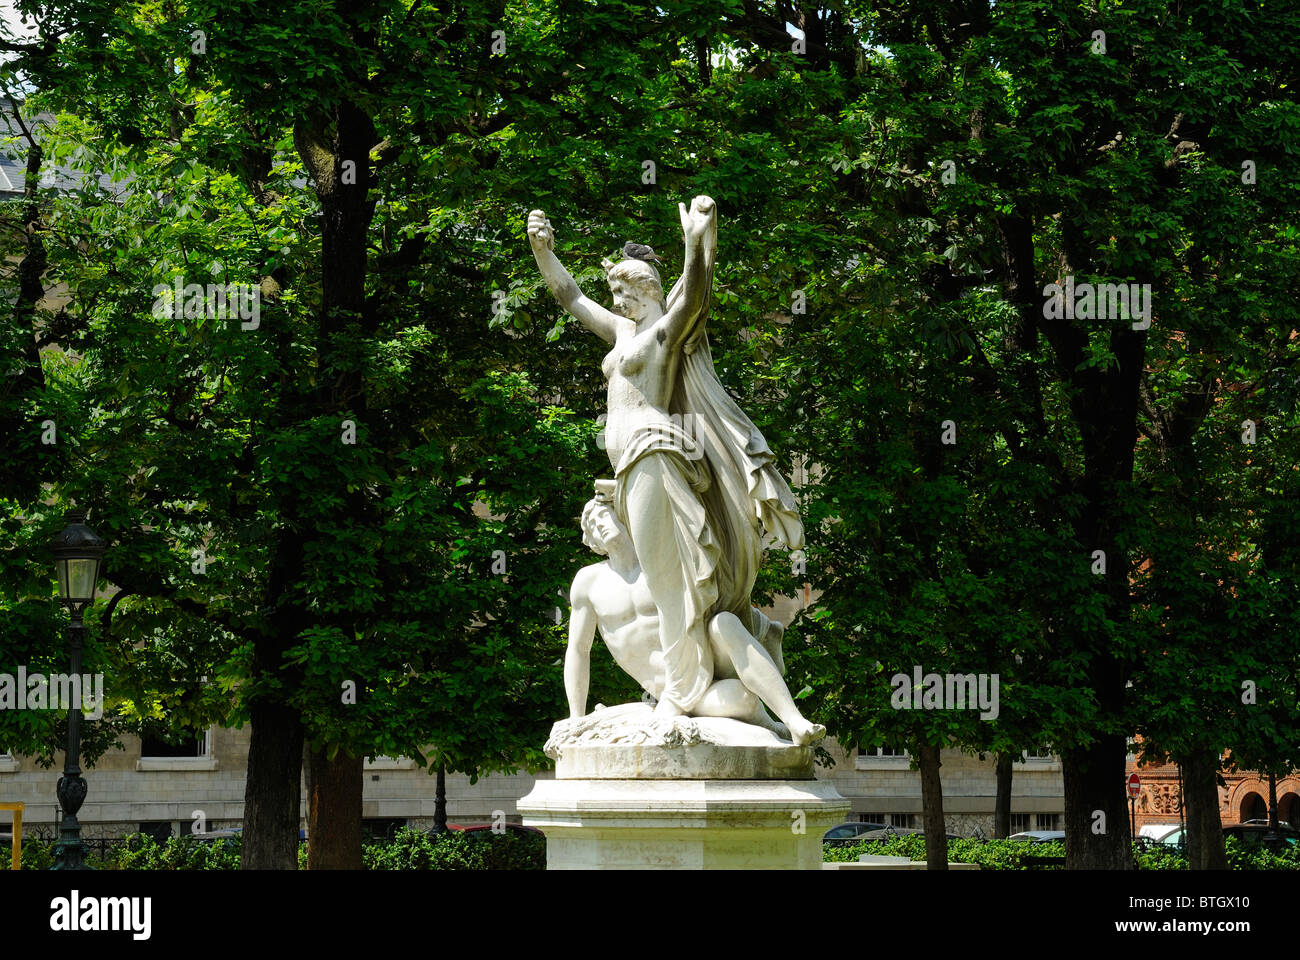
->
0, 802, 23, 870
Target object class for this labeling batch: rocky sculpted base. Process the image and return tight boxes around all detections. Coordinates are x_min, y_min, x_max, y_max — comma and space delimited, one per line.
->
544, 702, 817, 780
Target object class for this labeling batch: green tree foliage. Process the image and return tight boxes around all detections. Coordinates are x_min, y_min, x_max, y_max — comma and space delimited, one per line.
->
3, 0, 1296, 872
680, 0, 1300, 868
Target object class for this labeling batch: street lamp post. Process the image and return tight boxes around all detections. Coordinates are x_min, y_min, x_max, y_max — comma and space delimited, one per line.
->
49, 509, 106, 871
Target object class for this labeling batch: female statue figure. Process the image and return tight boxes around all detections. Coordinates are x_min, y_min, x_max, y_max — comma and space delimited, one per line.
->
527, 197, 822, 744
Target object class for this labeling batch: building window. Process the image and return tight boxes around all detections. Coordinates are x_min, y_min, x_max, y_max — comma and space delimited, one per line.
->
361, 818, 407, 842
137, 822, 175, 843
364, 755, 416, 771
141, 730, 209, 758
1036, 813, 1061, 831
854, 746, 911, 770
1022, 745, 1054, 761
1238, 792, 1267, 823
1009, 813, 1031, 833
136, 727, 217, 771
1278, 792, 1297, 828
888, 814, 915, 829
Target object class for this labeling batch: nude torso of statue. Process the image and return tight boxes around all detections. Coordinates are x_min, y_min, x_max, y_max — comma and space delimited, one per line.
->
576, 561, 666, 697
599, 303, 681, 471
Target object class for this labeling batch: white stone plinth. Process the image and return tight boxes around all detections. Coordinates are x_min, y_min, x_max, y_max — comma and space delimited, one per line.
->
519, 778, 848, 870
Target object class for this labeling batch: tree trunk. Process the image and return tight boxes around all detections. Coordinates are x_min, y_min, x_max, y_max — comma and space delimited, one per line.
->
431, 763, 448, 833
1059, 498, 1134, 870
241, 507, 309, 870
1, 116, 52, 504
1063, 735, 1133, 869
241, 698, 304, 869
289, 95, 378, 871
1267, 771, 1279, 834
917, 743, 947, 870
1180, 747, 1226, 870
307, 749, 364, 869
994, 752, 1013, 838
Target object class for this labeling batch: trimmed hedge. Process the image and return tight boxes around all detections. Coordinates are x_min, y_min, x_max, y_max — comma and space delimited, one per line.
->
22, 829, 1293, 871
824, 834, 1070, 869
19, 839, 55, 870
20, 827, 545, 870
825, 835, 1300, 870
362, 827, 544, 870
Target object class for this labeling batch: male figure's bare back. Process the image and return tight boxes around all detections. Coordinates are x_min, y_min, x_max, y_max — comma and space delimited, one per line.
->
569, 560, 790, 738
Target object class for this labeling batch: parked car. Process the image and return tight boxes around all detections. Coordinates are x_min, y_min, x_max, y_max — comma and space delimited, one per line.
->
192, 827, 307, 843
857, 826, 963, 841
1008, 830, 1066, 843
822, 821, 887, 846
1160, 823, 1298, 853
193, 828, 242, 847
426, 822, 544, 840
1221, 824, 1297, 850
1242, 819, 1298, 830
1137, 823, 1179, 842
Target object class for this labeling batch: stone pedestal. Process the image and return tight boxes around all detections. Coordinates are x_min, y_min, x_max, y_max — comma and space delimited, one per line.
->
519, 777, 848, 870
522, 705, 848, 869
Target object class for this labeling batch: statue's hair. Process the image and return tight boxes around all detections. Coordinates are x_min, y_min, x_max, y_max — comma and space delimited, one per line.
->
580, 498, 618, 555
606, 257, 666, 312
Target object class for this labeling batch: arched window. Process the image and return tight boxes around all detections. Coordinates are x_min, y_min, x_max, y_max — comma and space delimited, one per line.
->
1238, 791, 1266, 823
1278, 792, 1298, 828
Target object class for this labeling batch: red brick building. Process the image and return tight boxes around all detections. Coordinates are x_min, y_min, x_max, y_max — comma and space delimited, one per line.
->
1125, 753, 1299, 833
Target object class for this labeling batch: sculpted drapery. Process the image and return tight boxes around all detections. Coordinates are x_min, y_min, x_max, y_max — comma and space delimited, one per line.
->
622, 219, 803, 711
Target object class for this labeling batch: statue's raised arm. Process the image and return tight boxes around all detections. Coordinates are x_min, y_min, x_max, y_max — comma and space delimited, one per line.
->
527, 209, 620, 345
649, 196, 718, 352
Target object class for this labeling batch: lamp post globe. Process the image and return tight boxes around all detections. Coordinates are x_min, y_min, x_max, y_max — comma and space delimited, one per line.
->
51, 510, 106, 609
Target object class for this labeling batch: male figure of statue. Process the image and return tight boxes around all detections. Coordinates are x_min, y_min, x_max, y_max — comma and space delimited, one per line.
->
566, 485, 825, 745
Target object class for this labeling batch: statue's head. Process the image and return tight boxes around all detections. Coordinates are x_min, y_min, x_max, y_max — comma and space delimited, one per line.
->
603, 256, 666, 322
580, 481, 627, 556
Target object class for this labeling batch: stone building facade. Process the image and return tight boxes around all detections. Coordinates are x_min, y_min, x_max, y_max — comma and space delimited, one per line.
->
1, 728, 1064, 841
9, 713, 1294, 845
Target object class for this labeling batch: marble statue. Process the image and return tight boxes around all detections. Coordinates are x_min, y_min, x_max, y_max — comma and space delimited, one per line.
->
528, 196, 824, 746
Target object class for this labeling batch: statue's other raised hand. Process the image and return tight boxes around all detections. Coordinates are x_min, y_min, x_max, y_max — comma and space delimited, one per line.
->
527, 209, 554, 252
678, 195, 715, 238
